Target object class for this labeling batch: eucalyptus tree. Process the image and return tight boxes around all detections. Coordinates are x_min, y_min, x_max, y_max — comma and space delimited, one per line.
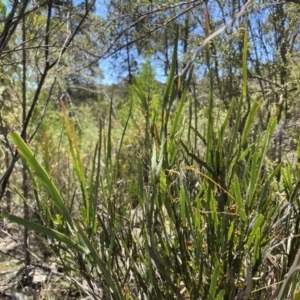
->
99, 0, 203, 83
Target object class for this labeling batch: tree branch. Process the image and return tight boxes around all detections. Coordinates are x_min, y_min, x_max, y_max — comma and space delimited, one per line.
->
0, 0, 96, 200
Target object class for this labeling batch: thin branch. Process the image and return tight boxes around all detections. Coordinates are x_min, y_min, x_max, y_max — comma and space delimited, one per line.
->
178, 0, 254, 79
0, 0, 96, 200
75, 1, 202, 73
0, 0, 30, 57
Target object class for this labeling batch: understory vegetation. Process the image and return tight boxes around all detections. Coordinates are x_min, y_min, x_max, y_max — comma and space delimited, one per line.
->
2, 0, 300, 299
1, 31, 300, 300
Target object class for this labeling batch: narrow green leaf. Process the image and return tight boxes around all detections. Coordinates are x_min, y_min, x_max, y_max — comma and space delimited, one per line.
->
10, 133, 74, 230
246, 214, 263, 250
190, 124, 207, 146
163, 27, 179, 109
151, 139, 157, 178
180, 140, 217, 176
247, 151, 258, 205
137, 159, 144, 198
282, 168, 292, 192
3, 211, 88, 253
234, 175, 247, 222
156, 138, 165, 176
241, 100, 259, 146
227, 96, 243, 166
62, 104, 88, 217
227, 221, 235, 241
238, 144, 254, 161
171, 89, 185, 138
254, 227, 261, 259
216, 290, 225, 300
152, 95, 159, 123
44, 131, 50, 174
75, 222, 124, 300
208, 189, 219, 227
220, 99, 235, 141
88, 139, 101, 234
133, 80, 148, 111
209, 264, 220, 300
180, 185, 186, 221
